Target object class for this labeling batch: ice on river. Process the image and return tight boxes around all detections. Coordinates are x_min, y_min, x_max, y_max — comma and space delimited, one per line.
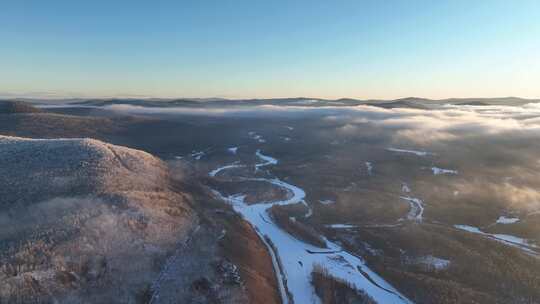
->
216, 186, 411, 304
400, 196, 424, 221
454, 224, 538, 255
255, 150, 278, 169
212, 152, 412, 304
386, 148, 432, 156
209, 161, 243, 177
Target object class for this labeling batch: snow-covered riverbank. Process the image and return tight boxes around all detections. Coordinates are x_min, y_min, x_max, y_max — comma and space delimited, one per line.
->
454, 224, 538, 256
211, 151, 412, 304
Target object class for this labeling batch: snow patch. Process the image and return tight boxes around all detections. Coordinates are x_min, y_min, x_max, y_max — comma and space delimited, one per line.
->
301, 200, 313, 218
326, 224, 357, 229
431, 167, 458, 175
454, 224, 482, 234
249, 131, 266, 143
415, 255, 450, 270
319, 199, 335, 205
401, 183, 411, 193
190, 151, 205, 160
365, 162, 373, 176
496, 216, 520, 224
363, 243, 382, 256
386, 147, 432, 156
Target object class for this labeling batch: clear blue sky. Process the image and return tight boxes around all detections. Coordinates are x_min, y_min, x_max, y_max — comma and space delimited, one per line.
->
1, 0, 539, 99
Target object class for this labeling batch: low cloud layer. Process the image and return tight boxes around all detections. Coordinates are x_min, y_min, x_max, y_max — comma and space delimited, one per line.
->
46, 101, 540, 214
98, 102, 540, 136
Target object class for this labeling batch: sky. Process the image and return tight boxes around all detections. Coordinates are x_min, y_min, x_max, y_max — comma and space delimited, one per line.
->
1, 0, 539, 100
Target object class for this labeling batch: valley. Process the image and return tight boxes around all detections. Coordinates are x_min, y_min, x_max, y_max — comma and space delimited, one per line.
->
2, 98, 540, 303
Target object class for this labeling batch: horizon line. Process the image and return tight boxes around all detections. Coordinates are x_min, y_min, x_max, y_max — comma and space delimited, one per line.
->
1, 93, 540, 102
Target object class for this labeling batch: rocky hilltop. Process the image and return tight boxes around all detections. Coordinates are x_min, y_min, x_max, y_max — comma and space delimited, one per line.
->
0, 136, 196, 303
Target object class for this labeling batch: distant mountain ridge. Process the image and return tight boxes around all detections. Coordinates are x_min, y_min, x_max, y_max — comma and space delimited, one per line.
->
5, 96, 540, 109
0, 100, 42, 114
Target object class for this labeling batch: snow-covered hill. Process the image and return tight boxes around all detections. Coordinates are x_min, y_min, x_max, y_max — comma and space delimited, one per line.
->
0, 136, 196, 303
